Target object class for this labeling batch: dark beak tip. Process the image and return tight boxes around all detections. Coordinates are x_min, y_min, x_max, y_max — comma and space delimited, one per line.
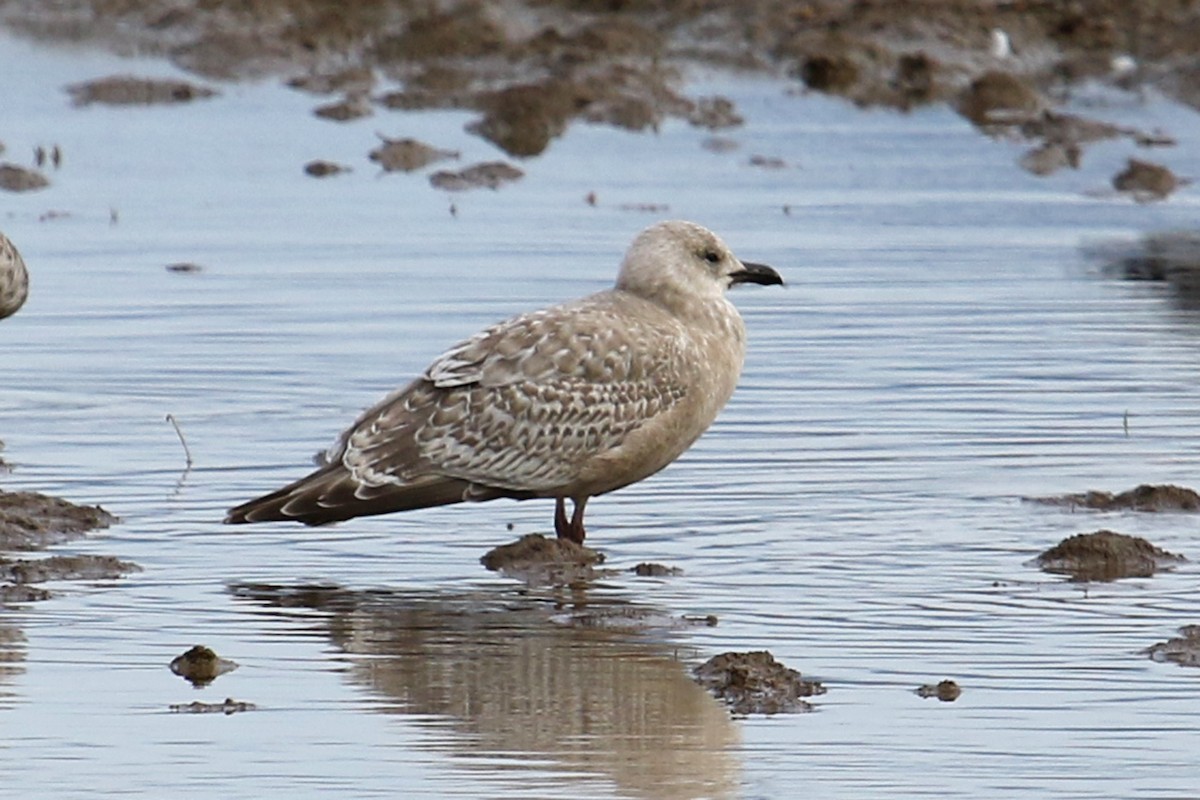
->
732, 261, 784, 287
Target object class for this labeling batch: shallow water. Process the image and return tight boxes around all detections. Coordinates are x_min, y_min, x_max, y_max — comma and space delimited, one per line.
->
3, 32, 1200, 799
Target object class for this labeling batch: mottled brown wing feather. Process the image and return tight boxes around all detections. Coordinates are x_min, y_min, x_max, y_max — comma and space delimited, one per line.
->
342, 292, 692, 493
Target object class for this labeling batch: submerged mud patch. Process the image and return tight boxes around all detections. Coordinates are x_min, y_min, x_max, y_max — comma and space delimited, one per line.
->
694, 650, 825, 715
631, 562, 682, 578
1144, 625, 1200, 667
65, 74, 218, 106
0, 163, 49, 192
1031, 530, 1185, 582
0, 488, 132, 602
428, 161, 523, 191
169, 697, 256, 714
0, 554, 140, 584
368, 135, 458, 173
1028, 484, 1200, 512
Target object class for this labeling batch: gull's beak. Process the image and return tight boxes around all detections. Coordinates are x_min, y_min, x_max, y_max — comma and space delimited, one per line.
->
729, 261, 784, 287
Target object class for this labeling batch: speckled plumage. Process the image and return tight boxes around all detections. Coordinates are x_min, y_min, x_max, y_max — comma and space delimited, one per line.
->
225, 220, 782, 540
0, 233, 29, 320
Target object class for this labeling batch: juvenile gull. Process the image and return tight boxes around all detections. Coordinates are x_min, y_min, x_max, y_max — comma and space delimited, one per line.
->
0, 232, 29, 320
225, 220, 782, 542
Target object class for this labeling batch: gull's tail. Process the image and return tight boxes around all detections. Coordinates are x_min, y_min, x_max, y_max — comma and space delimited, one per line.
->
224, 464, 473, 526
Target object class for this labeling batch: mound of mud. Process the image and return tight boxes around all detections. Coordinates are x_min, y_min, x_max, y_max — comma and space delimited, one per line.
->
169, 644, 239, 687
1032, 529, 1185, 582
694, 650, 825, 715
0, 489, 117, 550
480, 532, 605, 583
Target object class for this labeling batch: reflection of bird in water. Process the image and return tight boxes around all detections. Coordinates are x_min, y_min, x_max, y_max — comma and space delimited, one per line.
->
231, 582, 741, 799
0, 233, 29, 320
226, 220, 782, 542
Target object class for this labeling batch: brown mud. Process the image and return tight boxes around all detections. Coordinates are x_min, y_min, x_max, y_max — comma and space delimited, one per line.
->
0, 488, 135, 603
916, 679, 962, 701
1144, 625, 1200, 667
0, 163, 49, 192
480, 532, 606, 583
631, 562, 682, 577
693, 650, 825, 715
169, 644, 240, 687
1028, 484, 1200, 512
0, 488, 117, 550
64, 74, 217, 106
368, 135, 458, 172
1, 0, 1196, 192
169, 697, 256, 714
1031, 529, 1185, 582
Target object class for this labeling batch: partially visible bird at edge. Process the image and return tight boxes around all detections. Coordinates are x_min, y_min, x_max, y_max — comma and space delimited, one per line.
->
0, 232, 29, 320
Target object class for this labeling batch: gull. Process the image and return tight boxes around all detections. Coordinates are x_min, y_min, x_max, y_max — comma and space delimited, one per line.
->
225, 220, 782, 542
0, 232, 29, 320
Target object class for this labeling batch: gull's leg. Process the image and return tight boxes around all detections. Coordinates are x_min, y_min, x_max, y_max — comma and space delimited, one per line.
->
554, 497, 570, 539
567, 497, 588, 544
554, 497, 588, 543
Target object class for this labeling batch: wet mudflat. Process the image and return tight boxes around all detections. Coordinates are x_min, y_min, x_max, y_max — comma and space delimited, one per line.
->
2, 12, 1200, 800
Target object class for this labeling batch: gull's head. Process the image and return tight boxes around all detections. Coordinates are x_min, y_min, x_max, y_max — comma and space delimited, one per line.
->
615, 220, 782, 308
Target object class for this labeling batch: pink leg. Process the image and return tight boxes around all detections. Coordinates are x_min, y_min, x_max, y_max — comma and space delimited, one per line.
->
554, 498, 570, 539
554, 497, 588, 544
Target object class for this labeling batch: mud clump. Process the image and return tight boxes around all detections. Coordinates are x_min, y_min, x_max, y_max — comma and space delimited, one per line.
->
0, 488, 131, 602
694, 650, 824, 715
169, 697, 256, 714
958, 71, 1043, 126
303, 160, 350, 178
368, 135, 458, 173
1144, 625, 1200, 667
631, 562, 681, 578
916, 679, 962, 701
0, 489, 117, 550
0, 583, 51, 603
312, 93, 372, 122
65, 75, 217, 106
429, 161, 523, 191
1032, 530, 1185, 582
1030, 484, 1200, 512
1015, 111, 1130, 175
286, 66, 375, 96
0, 164, 49, 193
169, 645, 239, 687
480, 533, 604, 581
797, 53, 860, 94
0, 554, 140, 584
467, 81, 581, 157
1112, 158, 1184, 202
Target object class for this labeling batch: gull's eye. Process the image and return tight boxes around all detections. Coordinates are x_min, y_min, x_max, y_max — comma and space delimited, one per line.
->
702, 249, 721, 264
